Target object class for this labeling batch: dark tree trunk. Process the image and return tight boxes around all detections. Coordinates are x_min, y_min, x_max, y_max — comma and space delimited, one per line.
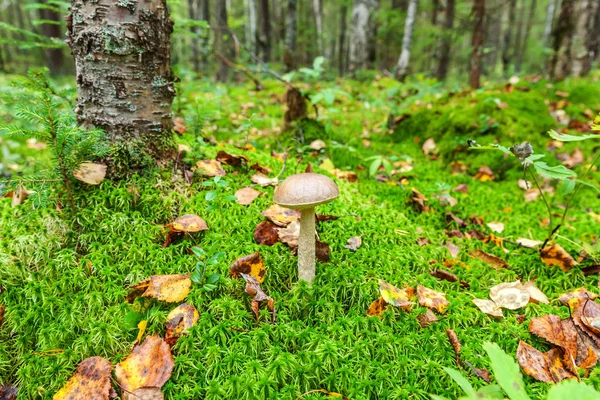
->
258, 0, 272, 62
436, 0, 455, 80
431, 0, 439, 25
339, 3, 348, 75
68, 0, 175, 167
513, 0, 525, 69
284, 0, 298, 71
483, 0, 501, 75
470, 0, 485, 88
516, 0, 536, 72
215, 0, 233, 81
39, 0, 64, 75
547, 0, 575, 79
188, 0, 200, 72
501, 0, 516, 75
392, 0, 408, 10
575, 0, 599, 75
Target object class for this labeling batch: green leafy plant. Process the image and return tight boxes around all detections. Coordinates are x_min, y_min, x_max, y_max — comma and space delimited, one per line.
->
190, 246, 224, 291
433, 342, 599, 400
201, 176, 237, 228
0, 68, 108, 213
365, 155, 394, 177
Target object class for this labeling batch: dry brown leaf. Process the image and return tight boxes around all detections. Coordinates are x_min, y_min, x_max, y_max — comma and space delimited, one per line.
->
122, 387, 163, 400
417, 285, 449, 313
523, 281, 549, 304
472, 298, 503, 318
261, 204, 300, 226
316, 240, 330, 263
516, 341, 553, 383
171, 214, 208, 232
422, 138, 436, 155
489, 281, 530, 310
115, 336, 174, 392
165, 303, 199, 347
0, 385, 17, 400
196, 160, 226, 177
240, 273, 276, 323
230, 251, 266, 283
254, 221, 280, 246
446, 328, 461, 366
332, 169, 358, 182
73, 162, 107, 185
251, 172, 279, 187
474, 165, 495, 182
173, 117, 186, 134
277, 220, 300, 248
271, 150, 288, 163
216, 151, 249, 167
443, 243, 460, 258
516, 238, 543, 248
453, 183, 468, 193
417, 237, 431, 246
429, 269, 469, 288
541, 243, 578, 271
417, 309, 439, 328
378, 280, 413, 310
486, 221, 504, 233
235, 187, 261, 206
410, 188, 430, 213
547, 348, 576, 382
53, 357, 112, 400
529, 314, 578, 369
11, 185, 30, 207
367, 297, 388, 317
250, 163, 272, 175
463, 361, 490, 383
558, 288, 599, 308
127, 274, 192, 303
345, 236, 362, 251
471, 249, 508, 269
309, 139, 326, 150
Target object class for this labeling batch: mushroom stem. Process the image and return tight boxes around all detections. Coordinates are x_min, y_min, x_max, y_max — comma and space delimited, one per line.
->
298, 208, 316, 284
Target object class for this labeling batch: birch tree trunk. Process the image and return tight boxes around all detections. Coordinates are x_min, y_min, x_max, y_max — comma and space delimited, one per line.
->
395, 0, 418, 80
469, 0, 485, 88
542, 0, 556, 47
215, 0, 233, 81
284, 0, 297, 71
338, 2, 348, 75
313, 0, 323, 54
501, 0, 517, 75
572, 0, 597, 76
516, 0, 536, 72
348, 0, 377, 73
67, 0, 175, 167
258, 0, 272, 62
436, 0, 455, 80
547, 0, 576, 79
245, 0, 258, 54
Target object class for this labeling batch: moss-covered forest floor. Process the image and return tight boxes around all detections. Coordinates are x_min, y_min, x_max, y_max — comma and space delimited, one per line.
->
1, 73, 600, 399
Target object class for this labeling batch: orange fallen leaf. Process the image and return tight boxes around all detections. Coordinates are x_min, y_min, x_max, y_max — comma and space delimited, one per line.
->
529, 314, 578, 371
516, 341, 553, 383
127, 274, 192, 303
489, 281, 529, 310
115, 336, 174, 393
446, 328, 461, 366
230, 251, 266, 283
53, 357, 113, 400
541, 243, 578, 271
261, 204, 300, 226
216, 151, 248, 167
165, 303, 199, 346
196, 160, 225, 177
546, 348, 576, 382
73, 162, 106, 185
417, 285, 449, 313
235, 187, 261, 206
171, 214, 208, 232
367, 297, 387, 317
240, 273, 276, 323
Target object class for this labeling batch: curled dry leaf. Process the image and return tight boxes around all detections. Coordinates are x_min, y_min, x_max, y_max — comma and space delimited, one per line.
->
558, 287, 598, 308
463, 361, 490, 383
254, 221, 280, 246
53, 357, 112, 400
235, 187, 261, 206
472, 298, 503, 318
127, 274, 192, 303
165, 303, 199, 347
240, 273, 276, 323
316, 214, 340, 222
489, 281, 530, 310
250, 163, 272, 175
443, 243, 460, 259
417, 309, 439, 328
417, 237, 431, 246
345, 236, 362, 251
474, 166, 495, 182
261, 204, 300, 226
517, 341, 554, 383
546, 348, 576, 382
277, 220, 300, 248
471, 249, 508, 269
430, 269, 470, 289
422, 138, 436, 155
410, 188, 430, 213
541, 243, 578, 272
367, 297, 388, 317
516, 238, 543, 248
417, 285, 449, 313
73, 162, 107, 185
445, 212, 466, 228
196, 160, 226, 177
523, 281, 549, 304
529, 315, 578, 369
446, 328, 461, 366
251, 172, 279, 187
486, 222, 504, 233
115, 336, 174, 393
230, 251, 266, 283
171, 214, 208, 232
216, 151, 248, 167
378, 280, 413, 310
309, 139, 326, 150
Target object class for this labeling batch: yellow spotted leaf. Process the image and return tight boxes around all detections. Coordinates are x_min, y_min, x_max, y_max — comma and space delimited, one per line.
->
196, 159, 225, 177
127, 274, 192, 303
115, 336, 174, 392
378, 280, 413, 310
261, 204, 300, 226
53, 357, 112, 400
417, 285, 449, 313
541, 243, 578, 271
171, 214, 208, 232
229, 251, 266, 283
165, 303, 199, 346
367, 297, 388, 317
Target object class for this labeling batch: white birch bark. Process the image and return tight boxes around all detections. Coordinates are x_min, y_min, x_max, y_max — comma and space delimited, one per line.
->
542, 0, 556, 46
244, 0, 258, 54
395, 0, 418, 80
313, 0, 323, 54
348, 0, 376, 72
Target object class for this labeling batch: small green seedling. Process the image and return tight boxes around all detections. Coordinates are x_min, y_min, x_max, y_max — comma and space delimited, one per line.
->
201, 176, 237, 228
190, 246, 225, 292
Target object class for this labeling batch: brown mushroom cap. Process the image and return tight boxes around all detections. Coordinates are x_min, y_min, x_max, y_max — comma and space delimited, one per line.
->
273, 173, 339, 210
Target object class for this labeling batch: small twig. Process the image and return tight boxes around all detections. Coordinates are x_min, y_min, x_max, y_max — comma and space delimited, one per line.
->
229, 326, 252, 333
213, 50, 264, 91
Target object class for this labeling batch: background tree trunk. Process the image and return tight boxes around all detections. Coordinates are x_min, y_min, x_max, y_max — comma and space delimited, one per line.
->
215, 0, 233, 81
338, 2, 348, 75
245, 0, 258, 54
483, 0, 501, 75
392, 0, 408, 10
395, 0, 418, 80
431, 0, 439, 25
542, 0, 556, 47
572, 0, 597, 76
39, 0, 64, 75
258, 0, 272, 61
516, 0, 536, 72
313, 0, 323, 54
469, 0, 485, 88
436, 0, 455, 80
501, 0, 516, 75
68, 0, 175, 166
348, 0, 377, 73
548, 0, 576, 79
284, 0, 298, 71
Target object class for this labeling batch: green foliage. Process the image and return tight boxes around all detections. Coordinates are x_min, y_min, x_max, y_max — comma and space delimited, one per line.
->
190, 246, 224, 291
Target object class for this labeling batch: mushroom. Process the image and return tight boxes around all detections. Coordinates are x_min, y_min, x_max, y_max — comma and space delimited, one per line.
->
273, 172, 339, 284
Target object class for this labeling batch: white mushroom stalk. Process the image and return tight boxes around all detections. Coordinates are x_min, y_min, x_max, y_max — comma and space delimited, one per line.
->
273, 172, 339, 284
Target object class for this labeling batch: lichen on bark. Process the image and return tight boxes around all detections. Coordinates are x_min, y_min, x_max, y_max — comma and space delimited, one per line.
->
67, 0, 176, 177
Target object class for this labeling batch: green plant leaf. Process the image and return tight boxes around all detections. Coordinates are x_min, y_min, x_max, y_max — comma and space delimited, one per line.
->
476, 385, 504, 399
190, 270, 203, 284
205, 190, 217, 201
369, 158, 382, 177
222, 195, 238, 202
482, 342, 530, 400
547, 379, 600, 400
443, 367, 476, 397
559, 179, 576, 196
206, 273, 220, 284
533, 161, 577, 180
191, 247, 206, 258
201, 180, 214, 187
548, 129, 600, 142
575, 179, 600, 193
